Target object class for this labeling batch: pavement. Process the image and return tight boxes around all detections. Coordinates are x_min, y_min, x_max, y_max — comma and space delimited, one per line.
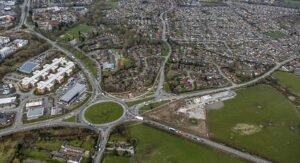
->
1, 1, 297, 163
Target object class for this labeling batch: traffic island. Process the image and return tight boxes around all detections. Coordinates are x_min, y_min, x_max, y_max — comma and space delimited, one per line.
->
84, 102, 124, 124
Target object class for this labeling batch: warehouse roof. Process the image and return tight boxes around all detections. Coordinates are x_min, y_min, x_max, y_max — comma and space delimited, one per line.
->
0, 96, 16, 105
60, 83, 86, 103
18, 62, 39, 74
27, 107, 44, 119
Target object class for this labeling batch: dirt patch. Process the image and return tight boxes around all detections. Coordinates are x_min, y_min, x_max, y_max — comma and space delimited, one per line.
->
288, 96, 296, 101
206, 101, 224, 110
232, 123, 262, 136
145, 100, 208, 137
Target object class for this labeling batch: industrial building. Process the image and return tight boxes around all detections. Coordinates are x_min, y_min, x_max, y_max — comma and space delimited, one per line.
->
60, 83, 86, 103
0, 96, 17, 109
0, 38, 28, 61
20, 57, 75, 94
0, 36, 10, 46
27, 107, 44, 120
0, 84, 15, 95
18, 61, 39, 74
25, 99, 44, 120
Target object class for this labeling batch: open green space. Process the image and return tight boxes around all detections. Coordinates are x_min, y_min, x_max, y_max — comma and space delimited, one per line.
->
0, 127, 97, 162
36, 140, 64, 151
64, 116, 77, 122
208, 85, 300, 163
84, 102, 123, 124
265, 31, 286, 39
59, 23, 92, 42
139, 100, 170, 114
103, 155, 131, 163
59, 43, 98, 78
285, 0, 300, 6
273, 71, 300, 96
109, 0, 119, 9
126, 97, 155, 107
103, 123, 244, 163
163, 82, 171, 93
22, 149, 50, 160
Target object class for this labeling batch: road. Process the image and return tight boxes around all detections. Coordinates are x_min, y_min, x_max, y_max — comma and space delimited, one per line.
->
1, 1, 297, 163
143, 119, 271, 163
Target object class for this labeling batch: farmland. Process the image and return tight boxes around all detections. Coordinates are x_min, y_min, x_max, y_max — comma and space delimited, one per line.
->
208, 85, 300, 163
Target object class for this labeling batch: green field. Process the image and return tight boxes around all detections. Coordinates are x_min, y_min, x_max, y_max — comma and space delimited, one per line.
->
126, 97, 155, 107
23, 150, 50, 160
139, 100, 170, 114
64, 116, 77, 122
285, 0, 300, 6
36, 140, 64, 151
59, 23, 92, 41
208, 85, 300, 163
84, 102, 123, 124
265, 31, 286, 39
103, 123, 244, 163
273, 71, 300, 96
59, 43, 98, 78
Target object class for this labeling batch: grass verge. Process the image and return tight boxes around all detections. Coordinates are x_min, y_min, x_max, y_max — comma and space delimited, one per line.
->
126, 97, 155, 107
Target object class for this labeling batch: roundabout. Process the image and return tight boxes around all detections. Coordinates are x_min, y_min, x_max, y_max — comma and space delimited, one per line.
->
84, 102, 124, 125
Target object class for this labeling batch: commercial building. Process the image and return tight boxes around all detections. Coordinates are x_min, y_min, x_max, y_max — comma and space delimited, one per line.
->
27, 107, 44, 119
18, 61, 39, 74
60, 83, 86, 103
0, 36, 10, 46
20, 57, 75, 94
37, 61, 74, 93
25, 99, 44, 120
0, 84, 14, 95
0, 96, 17, 109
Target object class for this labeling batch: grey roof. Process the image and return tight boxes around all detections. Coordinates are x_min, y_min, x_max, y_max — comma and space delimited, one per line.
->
18, 62, 39, 74
27, 107, 44, 118
60, 83, 86, 103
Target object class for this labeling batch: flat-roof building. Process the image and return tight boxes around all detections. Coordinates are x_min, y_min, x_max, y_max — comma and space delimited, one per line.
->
21, 57, 68, 88
20, 57, 75, 93
60, 83, 86, 103
0, 96, 17, 109
18, 62, 39, 74
27, 107, 44, 120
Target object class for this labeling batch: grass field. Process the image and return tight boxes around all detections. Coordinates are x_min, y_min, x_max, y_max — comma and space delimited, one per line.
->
265, 31, 286, 39
285, 0, 300, 6
0, 136, 21, 162
273, 71, 300, 96
59, 43, 98, 78
64, 116, 77, 122
102, 155, 131, 163
59, 23, 92, 42
84, 102, 123, 124
208, 85, 300, 163
36, 140, 63, 151
139, 100, 170, 114
23, 149, 50, 160
126, 97, 155, 107
103, 123, 244, 163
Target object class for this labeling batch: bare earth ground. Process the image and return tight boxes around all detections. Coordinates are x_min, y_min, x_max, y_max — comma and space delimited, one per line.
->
232, 123, 262, 136
145, 100, 208, 137
206, 101, 224, 110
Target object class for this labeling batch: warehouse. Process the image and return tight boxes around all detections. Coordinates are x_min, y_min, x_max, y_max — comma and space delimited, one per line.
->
27, 107, 44, 120
0, 96, 17, 109
60, 83, 86, 104
18, 61, 39, 74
